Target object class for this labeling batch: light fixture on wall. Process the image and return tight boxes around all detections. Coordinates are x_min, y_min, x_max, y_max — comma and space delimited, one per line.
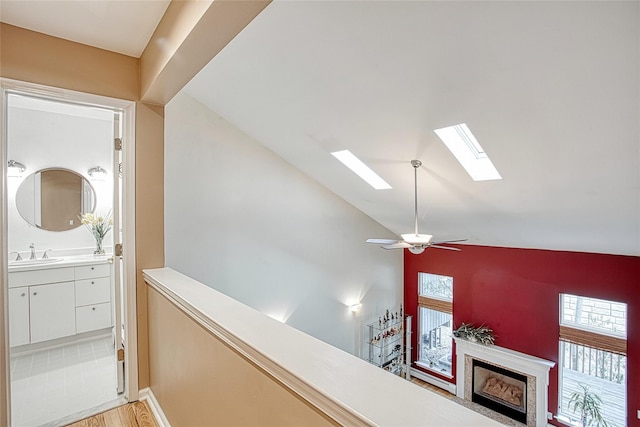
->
349, 303, 362, 313
88, 166, 107, 180
7, 160, 26, 177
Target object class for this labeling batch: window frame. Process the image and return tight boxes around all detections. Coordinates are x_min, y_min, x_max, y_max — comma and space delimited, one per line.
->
557, 293, 627, 426
417, 273, 454, 378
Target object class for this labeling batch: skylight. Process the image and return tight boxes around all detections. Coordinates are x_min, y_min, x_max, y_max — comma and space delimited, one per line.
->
434, 123, 502, 181
331, 150, 392, 190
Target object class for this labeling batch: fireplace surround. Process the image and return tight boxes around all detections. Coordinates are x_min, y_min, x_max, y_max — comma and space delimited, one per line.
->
454, 337, 555, 427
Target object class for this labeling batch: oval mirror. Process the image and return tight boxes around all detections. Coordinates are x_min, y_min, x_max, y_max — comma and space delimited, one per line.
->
15, 168, 96, 231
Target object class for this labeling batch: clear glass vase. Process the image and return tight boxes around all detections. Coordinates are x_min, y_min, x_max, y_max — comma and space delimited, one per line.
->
94, 237, 105, 255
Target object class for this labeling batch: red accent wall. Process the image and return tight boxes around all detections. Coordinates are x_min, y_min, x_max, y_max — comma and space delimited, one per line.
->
404, 244, 640, 426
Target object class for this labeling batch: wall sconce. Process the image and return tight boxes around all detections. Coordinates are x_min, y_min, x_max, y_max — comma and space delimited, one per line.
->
349, 303, 362, 313
88, 166, 107, 180
7, 160, 26, 177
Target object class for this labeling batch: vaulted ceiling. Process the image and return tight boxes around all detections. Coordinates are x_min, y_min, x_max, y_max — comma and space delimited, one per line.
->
2, 1, 639, 256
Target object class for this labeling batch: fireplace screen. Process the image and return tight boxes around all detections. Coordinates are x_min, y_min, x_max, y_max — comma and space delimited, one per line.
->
472, 359, 527, 423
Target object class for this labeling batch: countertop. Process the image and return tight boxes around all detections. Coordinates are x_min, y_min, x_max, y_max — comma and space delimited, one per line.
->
8, 254, 113, 273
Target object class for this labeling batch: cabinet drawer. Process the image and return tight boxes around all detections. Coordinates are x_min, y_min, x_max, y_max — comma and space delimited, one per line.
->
76, 303, 112, 334
9, 267, 74, 288
75, 277, 111, 306
75, 263, 110, 280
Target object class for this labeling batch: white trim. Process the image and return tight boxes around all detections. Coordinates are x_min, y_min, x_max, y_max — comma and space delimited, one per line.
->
410, 367, 457, 395
122, 101, 139, 401
0, 78, 138, 422
0, 78, 133, 110
139, 387, 170, 427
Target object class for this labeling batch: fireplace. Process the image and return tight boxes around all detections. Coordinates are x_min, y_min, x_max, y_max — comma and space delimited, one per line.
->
454, 337, 555, 427
472, 359, 527, 423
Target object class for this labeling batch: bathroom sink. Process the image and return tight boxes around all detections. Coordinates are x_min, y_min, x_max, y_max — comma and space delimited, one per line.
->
9, 258, 63, 266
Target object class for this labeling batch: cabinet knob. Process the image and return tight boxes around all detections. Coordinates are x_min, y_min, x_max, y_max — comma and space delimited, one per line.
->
33, 292, 37, 296
92, 307, 96, 311
91, 267, 95, 270
21, 293, 25, 297
91, 281, 95, 284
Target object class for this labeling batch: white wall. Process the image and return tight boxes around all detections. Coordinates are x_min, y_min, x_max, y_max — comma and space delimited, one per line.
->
164, 92, 403, 356
7, 95, 114, 257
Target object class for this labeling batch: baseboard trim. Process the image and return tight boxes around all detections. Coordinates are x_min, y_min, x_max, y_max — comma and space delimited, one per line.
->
410, 368, 457, 395
139, 387, 170, 427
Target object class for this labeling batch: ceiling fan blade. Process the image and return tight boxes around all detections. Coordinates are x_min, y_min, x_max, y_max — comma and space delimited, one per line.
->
431, 239, 468, 245
430, 244, 462, 251
367, 238, 401, 245
382, 242, 413, 250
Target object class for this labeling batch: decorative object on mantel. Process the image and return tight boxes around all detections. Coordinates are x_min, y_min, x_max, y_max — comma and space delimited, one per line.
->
80, 211, 113, 255
453, 322, 495, 345
568, 383, 611, 427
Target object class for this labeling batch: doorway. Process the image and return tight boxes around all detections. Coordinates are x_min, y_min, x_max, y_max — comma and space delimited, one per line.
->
1, 80, 137, 427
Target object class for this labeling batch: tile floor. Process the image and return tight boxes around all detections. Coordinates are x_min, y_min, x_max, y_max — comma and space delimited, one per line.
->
10, 335, 120, 427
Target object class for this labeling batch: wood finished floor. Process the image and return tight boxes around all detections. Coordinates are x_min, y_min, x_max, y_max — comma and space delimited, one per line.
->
65, 401, 158, 427
411, 377, 455, 399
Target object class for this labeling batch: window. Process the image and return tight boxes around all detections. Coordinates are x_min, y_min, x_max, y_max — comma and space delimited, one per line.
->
417, 273, 453, 376
558, 294, 626, 427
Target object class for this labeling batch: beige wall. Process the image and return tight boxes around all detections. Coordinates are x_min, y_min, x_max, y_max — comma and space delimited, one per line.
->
0, 23, 138, 101
134, 103, 165, 388
0, 22, 165, 395
147, 285, 340, 427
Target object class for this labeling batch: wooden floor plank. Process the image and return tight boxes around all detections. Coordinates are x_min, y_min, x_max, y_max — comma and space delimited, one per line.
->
84, 413, 105, 427
117, 404, 140, 427
133, 401, 159, 427
64, 402, 157, 427
102, 407, 123, 427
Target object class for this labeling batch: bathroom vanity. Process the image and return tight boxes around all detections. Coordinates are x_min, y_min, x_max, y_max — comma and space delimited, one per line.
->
8, 256, 114, 348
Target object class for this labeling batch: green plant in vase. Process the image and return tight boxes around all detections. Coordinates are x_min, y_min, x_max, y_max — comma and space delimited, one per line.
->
568, 383, 611, 427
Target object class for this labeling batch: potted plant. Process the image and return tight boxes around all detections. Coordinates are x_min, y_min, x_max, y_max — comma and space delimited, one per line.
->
568, 383, 611, 427
453, 323, 495, 345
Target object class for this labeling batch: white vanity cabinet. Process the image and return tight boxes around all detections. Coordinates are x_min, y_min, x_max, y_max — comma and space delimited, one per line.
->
8, 259, 113, 347
8, 288, 30, 347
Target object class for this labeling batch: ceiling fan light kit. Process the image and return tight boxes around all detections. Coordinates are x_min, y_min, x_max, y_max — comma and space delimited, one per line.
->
408, 246, 426, 255
401, 233, 432, 245
367, 159, 466, 254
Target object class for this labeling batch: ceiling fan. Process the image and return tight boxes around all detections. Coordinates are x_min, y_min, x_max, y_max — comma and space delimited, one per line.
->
366, 159, 466, 255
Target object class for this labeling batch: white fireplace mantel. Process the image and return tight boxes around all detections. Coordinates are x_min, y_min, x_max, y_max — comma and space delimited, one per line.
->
454, 337, 556, 427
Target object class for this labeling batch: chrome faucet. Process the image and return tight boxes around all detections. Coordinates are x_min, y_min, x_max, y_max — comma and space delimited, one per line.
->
29, 243, 37, 260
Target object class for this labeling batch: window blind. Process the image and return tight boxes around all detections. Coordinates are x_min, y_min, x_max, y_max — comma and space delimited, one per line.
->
559, 325, 626, 356
418, 296, 452, 315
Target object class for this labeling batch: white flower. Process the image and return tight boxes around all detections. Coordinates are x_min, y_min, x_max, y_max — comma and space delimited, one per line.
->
80, 211, 113, 240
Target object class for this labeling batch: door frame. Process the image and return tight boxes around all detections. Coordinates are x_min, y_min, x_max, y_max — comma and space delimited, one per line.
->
0, 78, 139, 425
